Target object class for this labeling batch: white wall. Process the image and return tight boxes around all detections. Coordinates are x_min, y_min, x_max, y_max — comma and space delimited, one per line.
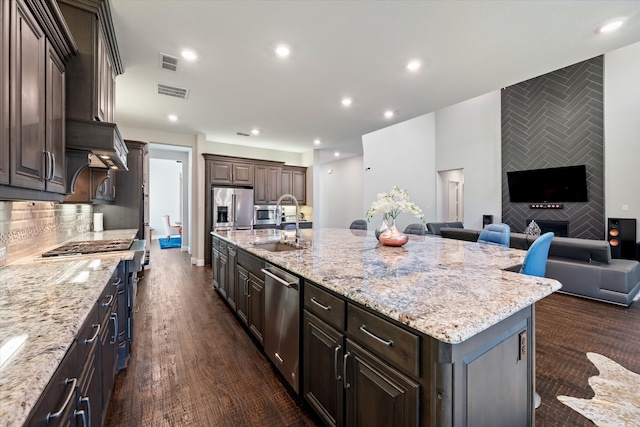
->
435, 91, 502, 230
604, 41, 640, 239
317, 156, 364, 228
150, 158, 182, 238
362, 114, 437, 232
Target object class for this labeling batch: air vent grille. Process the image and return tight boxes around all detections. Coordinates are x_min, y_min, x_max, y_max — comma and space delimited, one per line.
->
157, 83, 189, 99
236, 132, 251, 137
159, 53, 178, 72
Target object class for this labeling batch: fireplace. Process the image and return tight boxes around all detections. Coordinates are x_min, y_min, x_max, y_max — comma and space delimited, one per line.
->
526, 219, 569, 237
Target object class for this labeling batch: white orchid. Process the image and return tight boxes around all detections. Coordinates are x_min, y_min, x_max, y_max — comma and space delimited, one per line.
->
366, 186, 424, 222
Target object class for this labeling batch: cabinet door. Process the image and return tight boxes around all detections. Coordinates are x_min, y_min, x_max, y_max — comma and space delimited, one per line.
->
248, 272, 265, 346
227, 246, 237, 310
210, 160, 233, 184
345, 339, 420, 427
236, 266, 249, 326
10, 0, 46, 190
266, 166, 281, 203
0, 0, 9, 185
45, 41, 65, 193
303, 311, 345, 427
292, 170, 306, 205
254, 165, 268, 204
78, 349, 101, 427
281, 169, 292, 199
100, 294, 119, 417
232, 162, 254, 185
219, 244, 228, 299
212, 247, 220, 290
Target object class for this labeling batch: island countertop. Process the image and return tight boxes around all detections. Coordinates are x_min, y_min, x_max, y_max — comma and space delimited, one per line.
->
0, 229, 138, 427
213, 228, 561, 345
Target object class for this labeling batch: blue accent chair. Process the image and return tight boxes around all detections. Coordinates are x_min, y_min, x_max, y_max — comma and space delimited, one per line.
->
349, 220, 368, 230
477, 223, 511, 247
520, 232, 555, 277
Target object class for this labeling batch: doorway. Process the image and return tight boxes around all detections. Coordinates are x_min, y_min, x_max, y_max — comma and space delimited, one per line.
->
438, 169, 465, 224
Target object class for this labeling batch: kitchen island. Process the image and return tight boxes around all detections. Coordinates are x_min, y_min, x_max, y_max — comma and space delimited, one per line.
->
0, 230, 138, 427
213, 227, 561, 426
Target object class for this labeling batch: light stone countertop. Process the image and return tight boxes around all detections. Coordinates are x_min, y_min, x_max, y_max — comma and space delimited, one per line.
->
0, 229, 138, 427
214, 227, 562, 344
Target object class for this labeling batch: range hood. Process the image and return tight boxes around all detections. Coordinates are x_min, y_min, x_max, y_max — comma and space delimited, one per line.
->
66, 118, 129, 170
65, 118, 128, 194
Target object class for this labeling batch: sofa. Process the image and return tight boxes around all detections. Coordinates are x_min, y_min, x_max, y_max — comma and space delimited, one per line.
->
438, 228, 640, 306
426, 221, 464, 235
510, 233, 640, 306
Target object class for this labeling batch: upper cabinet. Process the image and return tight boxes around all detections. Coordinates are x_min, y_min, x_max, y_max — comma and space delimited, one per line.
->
209, 158, 254, 185
0, 0, 76, 201
254, 163, 282, 204
281, 166, 306, 205
58, 0, 122, 123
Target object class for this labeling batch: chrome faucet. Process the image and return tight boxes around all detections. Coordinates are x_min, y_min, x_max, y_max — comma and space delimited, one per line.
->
276, 193, 301, 244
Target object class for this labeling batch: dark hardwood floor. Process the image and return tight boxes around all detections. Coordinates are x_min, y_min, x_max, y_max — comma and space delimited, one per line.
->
105, 242, 640, 426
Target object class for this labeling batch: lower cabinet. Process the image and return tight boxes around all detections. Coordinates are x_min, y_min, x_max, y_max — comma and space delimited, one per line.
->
236, 265, 249, 326
248, 272, 265, 345
26, 270, 122, 427
232, 248, 266, 347
218, 241, 228, 299
226, 245, 237, 310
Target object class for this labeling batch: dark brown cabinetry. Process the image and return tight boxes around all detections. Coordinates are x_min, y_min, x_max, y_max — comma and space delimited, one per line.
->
1, 0, 74, 200
236, 265, 249, 326
226, 245, 238, 310
63, 166, 115, 204
254, 164, 282, 204
282, 166, 306, 205
218, 241, 228, 299
248, 272, 265, 346
58, 0, 121, 123
209, 159, 254, 185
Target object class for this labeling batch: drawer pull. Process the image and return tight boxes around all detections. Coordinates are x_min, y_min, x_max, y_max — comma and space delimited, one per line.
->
360, 325, 393, 347
334, 345, 342, 381
110, 313, 118, 344
79, 397, 91, 427
343, 352, 351, 389
112, 277, 122, 287
74, 409, 87, 427
84, 324, 100, 345
311, 297, 331, 311
46, 378, 76, 422
102, 293, 114, 307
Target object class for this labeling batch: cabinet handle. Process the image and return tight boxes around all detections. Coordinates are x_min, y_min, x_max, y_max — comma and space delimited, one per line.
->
110, 313, 118, 344
50, 152, 56, 181
112, 278, 122, 287
343, 352, 351, 389
244, 277, 250, 297
359, 325, 393, 346
46, 378, 76, 422
112, 185, 116, 198
334, 345, 342, 381
102, 293, 114, 307
84, 324, 100, 345
74, 409, 87, 427
311, 297, 331, 311
80, 396, 91, 427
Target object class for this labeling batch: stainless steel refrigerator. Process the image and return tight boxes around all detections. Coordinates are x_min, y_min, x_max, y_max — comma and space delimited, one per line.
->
212, 187, 254, 230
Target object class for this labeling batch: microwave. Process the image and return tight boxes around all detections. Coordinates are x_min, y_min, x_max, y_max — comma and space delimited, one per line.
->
254, 205, 278, 225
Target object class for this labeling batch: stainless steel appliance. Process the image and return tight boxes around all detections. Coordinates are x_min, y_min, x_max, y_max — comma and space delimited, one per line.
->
212, 187, 254, 230
262, 263, 300, 393
254, 205, 278, 226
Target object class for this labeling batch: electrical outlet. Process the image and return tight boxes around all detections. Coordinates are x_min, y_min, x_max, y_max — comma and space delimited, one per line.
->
622, 205, 629, 211
0, 246, 6, 262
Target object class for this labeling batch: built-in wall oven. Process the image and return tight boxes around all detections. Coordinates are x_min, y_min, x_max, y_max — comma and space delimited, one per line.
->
254, 205, 278, 226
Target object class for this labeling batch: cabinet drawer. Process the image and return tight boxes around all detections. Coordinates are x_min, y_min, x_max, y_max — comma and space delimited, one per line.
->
347, 304, 420, 376
98, 272, 118, 322
304, 282, 345, 330
77, 303, 100, 366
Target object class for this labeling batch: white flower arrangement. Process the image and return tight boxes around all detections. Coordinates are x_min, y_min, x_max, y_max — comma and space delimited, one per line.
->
365, 186, 425, 222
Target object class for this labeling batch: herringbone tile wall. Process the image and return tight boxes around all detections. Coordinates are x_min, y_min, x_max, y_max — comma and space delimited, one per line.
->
501, 56, 604, 240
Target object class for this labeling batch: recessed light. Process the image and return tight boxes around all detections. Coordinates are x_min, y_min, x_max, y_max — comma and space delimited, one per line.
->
275, 45, 290, 58
251, 128, 260, 135
168, 114, 178, 122
598, 20, 624, 33
384, 110, 394, 118
334, 152, 340, 157
180, 49, 198, 61
341, 97, 352, 107
406, 60, 421, 71
313, 139, 321, 145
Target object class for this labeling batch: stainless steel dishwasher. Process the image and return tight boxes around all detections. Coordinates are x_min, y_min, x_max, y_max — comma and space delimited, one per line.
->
262, 263, 300, 393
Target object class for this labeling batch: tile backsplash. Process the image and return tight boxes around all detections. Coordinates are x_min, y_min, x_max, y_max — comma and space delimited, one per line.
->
0, 201, 92, 266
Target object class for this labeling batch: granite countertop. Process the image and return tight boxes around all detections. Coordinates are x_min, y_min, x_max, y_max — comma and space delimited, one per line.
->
0, 229, 138, 427
213, 228, 561, 344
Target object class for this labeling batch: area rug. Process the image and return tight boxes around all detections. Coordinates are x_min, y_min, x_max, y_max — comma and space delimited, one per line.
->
159, 236, 181, 249
557, 352, 640, 427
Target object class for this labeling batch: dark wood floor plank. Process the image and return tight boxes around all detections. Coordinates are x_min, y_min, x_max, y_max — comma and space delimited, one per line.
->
105, 242, 640, 426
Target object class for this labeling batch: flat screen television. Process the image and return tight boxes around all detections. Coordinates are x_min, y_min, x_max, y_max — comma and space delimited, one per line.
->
507, 165, 588, 203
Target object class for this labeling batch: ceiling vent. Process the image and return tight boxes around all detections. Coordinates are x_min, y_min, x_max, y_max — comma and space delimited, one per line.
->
236, 132, 251, 137
156, 83, 189, 99
159, 53, 179, 72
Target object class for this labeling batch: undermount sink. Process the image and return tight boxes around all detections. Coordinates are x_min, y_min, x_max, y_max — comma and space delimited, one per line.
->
252, 242, 303, 252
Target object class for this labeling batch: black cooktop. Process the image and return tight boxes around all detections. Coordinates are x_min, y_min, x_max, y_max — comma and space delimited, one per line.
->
42, 239, 133, 257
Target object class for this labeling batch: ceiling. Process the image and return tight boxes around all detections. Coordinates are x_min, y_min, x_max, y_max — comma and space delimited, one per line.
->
110, 1, 640, 163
